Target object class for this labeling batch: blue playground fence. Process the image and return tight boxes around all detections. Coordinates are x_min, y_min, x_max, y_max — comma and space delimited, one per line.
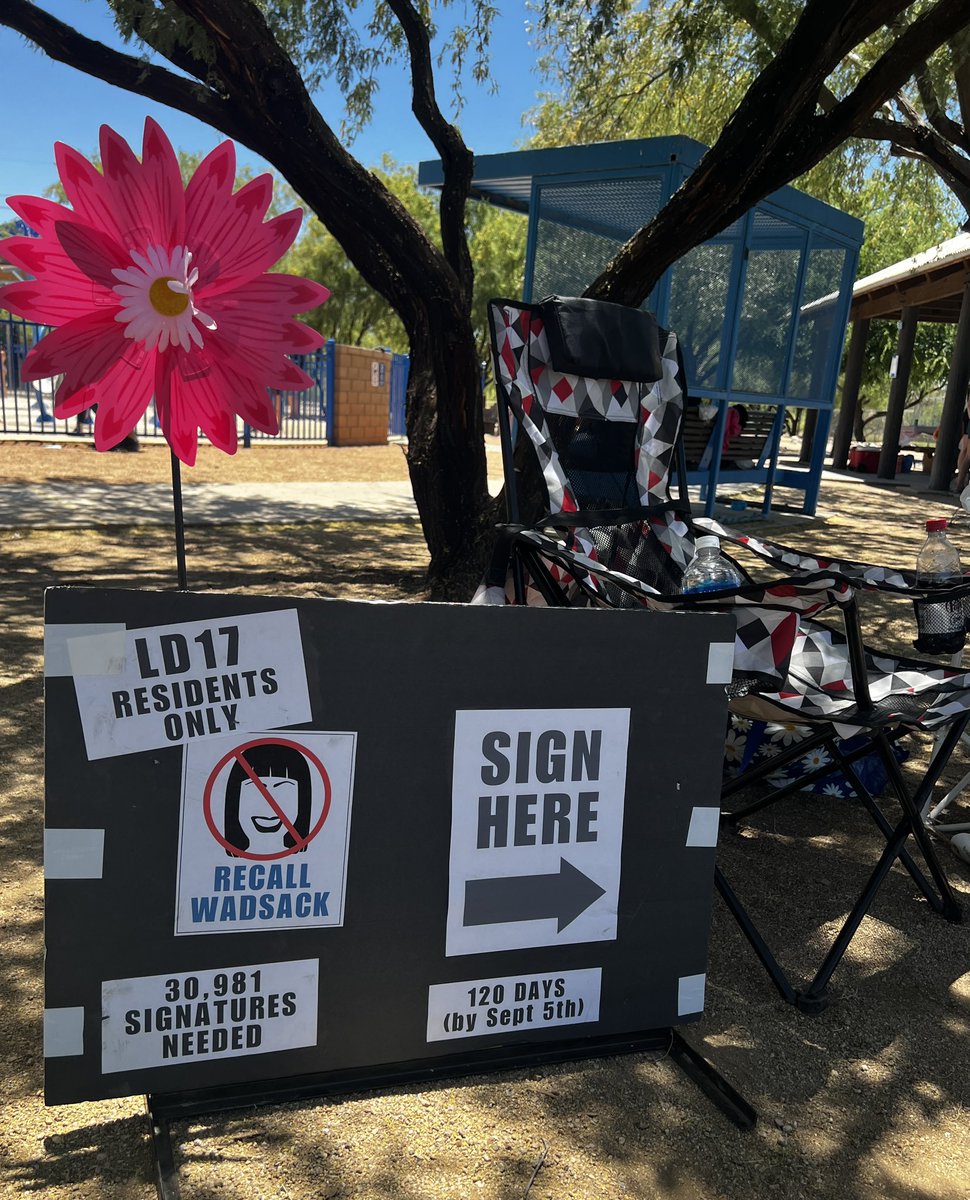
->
0, 317, 418, 443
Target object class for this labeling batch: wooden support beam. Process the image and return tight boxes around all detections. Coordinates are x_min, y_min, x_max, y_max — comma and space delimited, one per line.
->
831, 318, 869, 468
929, 283, 970, 491
853, 265, 970, 321
878, 307, 917, 479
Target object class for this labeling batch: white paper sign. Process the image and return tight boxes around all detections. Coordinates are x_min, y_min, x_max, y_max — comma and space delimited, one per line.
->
446, 708, 630, 956
101, 959, 319, 1073
175, 731, 356, 935
427, 968, 601, 1042
70, 609, 311, 760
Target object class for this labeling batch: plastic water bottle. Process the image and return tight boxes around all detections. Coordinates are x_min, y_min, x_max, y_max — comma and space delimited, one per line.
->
682, 535, 743, 594
915, 518, 964, 654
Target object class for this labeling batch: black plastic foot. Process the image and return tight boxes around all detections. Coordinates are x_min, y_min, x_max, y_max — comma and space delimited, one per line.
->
794, 990, 831, 1015
943, 900, 963, 923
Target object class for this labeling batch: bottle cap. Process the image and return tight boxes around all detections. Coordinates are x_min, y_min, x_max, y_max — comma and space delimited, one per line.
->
695, 535, 721, 551
925, 518, 948, 532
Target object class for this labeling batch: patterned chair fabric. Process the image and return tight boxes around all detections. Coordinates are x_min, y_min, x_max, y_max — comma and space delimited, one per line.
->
481, 295, 966, 1011
480, 297, 970, 734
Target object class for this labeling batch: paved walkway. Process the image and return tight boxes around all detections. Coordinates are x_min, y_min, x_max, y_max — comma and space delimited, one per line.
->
0, 480, 421, 528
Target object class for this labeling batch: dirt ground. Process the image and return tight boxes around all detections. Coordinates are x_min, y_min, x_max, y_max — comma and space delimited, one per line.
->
1, 440, 969, 1200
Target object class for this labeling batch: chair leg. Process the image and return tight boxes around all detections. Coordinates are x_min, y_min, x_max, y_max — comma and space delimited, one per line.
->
713, 866, 801, 1007
827, 740, 940, 908
877, 727, 964, 923
798, 723, 967, 1008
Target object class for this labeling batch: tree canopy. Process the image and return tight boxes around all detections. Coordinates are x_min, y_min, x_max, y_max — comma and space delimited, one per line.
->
534, 0, 966, 424
3, 1, 970, 593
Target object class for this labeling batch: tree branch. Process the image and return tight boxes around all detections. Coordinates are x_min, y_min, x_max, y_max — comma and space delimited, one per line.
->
816, 0, 970, 147
0, 0, 251, 143
951, 28, 970, 131
588, 0, 970, 305
915, 64, 970, 153
382, 0, 474, 303
856, 113, 970, 217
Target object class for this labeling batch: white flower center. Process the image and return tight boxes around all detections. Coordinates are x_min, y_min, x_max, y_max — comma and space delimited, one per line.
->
112, 245, 216, 353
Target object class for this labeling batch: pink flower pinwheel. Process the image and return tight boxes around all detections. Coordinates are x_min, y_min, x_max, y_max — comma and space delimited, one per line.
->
0, 119, 330, 464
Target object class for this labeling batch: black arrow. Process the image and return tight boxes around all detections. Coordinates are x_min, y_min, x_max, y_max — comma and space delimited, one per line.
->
463, 858, 607, 933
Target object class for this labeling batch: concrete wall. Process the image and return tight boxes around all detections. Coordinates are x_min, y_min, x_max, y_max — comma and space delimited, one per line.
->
330, 345, 391, 446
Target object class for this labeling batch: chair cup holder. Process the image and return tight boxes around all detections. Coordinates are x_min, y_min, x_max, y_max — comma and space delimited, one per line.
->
912, 595, 967, 656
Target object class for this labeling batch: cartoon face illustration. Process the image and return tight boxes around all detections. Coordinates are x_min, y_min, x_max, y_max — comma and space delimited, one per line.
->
223, 745, 312, 855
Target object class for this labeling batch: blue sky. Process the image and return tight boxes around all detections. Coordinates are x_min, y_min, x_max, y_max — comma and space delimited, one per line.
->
0, 2, 546, 221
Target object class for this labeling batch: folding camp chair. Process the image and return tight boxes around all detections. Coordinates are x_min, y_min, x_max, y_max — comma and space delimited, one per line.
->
479, 294, 968, 1012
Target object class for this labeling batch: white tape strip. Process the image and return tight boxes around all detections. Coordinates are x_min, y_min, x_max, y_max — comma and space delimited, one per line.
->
685, 806, 720, 848
67, 628, 128, 676
44, 1007, 85, 1057
677, 973, 707, 1016
706, 641, 734, 685
45, 623, 126, 677
45, 828, 105, 880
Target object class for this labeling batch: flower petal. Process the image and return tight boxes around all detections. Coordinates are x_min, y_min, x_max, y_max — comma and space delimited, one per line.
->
56, 219, 129, 290
139, 117, 186, 248
170, 351, 240, 454
22, 309, 129, 390
194, 200, 302, 294
7, 195, 76, 240
154, 353, 200, 465
214, 273, 331, 315
53, 382, 98, 420
54, 142, 122, 243
99, 123, 184, 251
0, 228, 118, 323
90, 354, 157, 451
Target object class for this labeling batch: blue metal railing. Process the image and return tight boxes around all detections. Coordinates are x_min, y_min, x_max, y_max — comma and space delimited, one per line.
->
389, 352, 409, 437
0, 317, 415, 443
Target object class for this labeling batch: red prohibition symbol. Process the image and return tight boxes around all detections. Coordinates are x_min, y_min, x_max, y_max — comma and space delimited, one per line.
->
202, 736, 332, 861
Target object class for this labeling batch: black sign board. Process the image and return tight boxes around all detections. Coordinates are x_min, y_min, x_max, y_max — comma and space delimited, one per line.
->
44, 588, 733, 1107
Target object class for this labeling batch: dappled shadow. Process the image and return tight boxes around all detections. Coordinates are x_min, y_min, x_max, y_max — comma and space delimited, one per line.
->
3, 478, 970, 1199
4, 1115, 153, 1193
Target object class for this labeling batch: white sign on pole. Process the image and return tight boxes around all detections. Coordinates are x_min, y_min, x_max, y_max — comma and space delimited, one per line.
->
446, 708, 630, 957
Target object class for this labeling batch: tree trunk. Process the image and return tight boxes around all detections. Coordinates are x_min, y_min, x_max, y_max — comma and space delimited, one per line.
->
402, 302, 496, 597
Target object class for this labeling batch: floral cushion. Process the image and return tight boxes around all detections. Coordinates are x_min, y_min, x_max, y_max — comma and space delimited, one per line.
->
723, 714, 909, 799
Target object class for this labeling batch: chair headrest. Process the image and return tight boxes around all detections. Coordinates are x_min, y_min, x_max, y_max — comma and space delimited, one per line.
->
539, 296, 664, 383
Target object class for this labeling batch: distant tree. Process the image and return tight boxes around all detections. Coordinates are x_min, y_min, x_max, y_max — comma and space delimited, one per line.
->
282, 161, 526, 360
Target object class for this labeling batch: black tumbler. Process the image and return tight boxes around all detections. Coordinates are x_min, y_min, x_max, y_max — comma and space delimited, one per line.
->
913, 593, 966, 655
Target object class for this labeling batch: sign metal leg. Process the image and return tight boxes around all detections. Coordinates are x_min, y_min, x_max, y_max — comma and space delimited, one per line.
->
145, 1095, 182, 1200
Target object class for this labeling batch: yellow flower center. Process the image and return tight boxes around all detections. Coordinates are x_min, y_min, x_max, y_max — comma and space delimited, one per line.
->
149, 277, 189, 317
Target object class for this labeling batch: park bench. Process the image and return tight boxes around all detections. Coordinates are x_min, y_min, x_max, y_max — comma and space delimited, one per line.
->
682, 403, 779, 472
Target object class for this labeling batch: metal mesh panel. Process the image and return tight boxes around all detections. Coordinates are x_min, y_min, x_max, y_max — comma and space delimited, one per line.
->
531, 178, 664, 298
731, 246, 801, 395
667, 243, 735, 390
788, 248, 847, 400
544, 413, 642, 509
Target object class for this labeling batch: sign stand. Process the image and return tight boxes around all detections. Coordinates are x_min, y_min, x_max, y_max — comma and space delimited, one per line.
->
45, 590, 756, 1199
144, 1031, 755, 1200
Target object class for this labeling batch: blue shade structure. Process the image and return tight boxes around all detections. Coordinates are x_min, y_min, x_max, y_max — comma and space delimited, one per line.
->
419, 137, 863, 516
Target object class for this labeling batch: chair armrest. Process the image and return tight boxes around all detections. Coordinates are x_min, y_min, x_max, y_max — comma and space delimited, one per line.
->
698, 518, 970, 600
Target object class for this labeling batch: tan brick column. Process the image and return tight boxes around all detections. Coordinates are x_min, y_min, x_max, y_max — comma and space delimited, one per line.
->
330, 345, 392, 446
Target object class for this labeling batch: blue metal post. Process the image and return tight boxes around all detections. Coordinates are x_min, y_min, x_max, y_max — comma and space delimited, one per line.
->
325, 339, 336, 444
